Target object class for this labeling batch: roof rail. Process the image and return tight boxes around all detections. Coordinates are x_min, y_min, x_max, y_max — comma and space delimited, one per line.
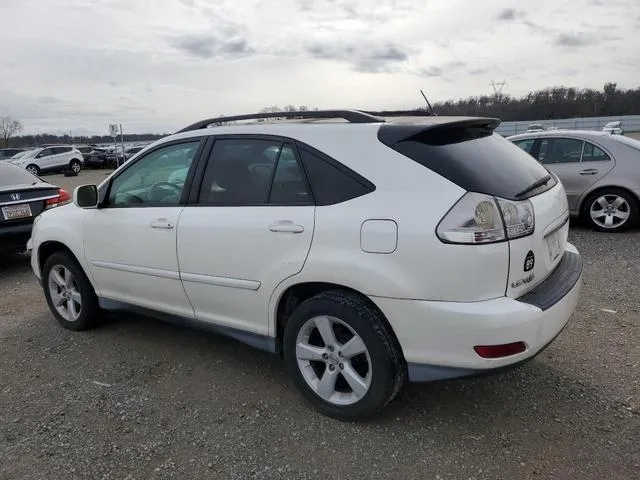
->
176, 109, 384, 133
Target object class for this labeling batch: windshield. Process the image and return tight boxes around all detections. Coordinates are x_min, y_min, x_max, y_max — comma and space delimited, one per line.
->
11, 151, 29, 159
20, 148, 41, 159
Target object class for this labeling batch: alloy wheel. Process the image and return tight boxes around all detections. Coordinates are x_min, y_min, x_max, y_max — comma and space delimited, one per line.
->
47, 265, 82, 322
295, 315, 372, 406
590, 194, 631, 229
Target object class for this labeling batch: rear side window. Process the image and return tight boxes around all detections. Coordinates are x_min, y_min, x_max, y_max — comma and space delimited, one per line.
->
538, 138, 583, 164
582, 142, 610, 162
382, 125, 556, 200
298, 147, 374, 205
199, 138, 312, 206
52, 146, 72, 154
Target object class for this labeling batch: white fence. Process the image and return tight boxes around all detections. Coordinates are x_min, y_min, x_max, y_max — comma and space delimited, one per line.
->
495, 115, 640, 137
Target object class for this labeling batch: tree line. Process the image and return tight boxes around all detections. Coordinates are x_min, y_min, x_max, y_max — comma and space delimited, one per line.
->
2, 83, 638, 148
418, 82, 639, 121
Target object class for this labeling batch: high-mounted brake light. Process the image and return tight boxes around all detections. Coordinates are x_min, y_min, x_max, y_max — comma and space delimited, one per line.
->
436, 192, 535, 244
45, 188, 71, 210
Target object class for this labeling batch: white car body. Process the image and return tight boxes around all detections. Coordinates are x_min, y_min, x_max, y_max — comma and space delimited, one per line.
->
28, 111, 582, 418
11, 145, 84, 175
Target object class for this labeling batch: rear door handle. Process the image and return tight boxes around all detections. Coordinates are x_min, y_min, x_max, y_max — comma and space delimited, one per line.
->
150, 219, 175, 229
269, 221, 304, 233
579, 169, 598, 175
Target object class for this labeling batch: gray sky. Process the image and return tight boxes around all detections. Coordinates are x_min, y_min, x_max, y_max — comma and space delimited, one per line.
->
1, 0, 637, 135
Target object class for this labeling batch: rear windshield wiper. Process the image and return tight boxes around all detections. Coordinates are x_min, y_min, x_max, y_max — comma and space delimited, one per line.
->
515, 174, 552, 198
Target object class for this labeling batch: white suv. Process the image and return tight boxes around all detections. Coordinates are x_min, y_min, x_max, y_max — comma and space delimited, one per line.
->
11, 145, 84, 175
27, 110, 583, 420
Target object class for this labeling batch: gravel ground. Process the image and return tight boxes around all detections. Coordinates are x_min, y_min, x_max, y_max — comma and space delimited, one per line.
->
0, 171, 638, 480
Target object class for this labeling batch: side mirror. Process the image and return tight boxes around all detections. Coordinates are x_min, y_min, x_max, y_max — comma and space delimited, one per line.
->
73, 184, 99, 208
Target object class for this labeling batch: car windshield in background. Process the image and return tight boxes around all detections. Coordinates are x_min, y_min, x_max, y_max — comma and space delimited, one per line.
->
0, 164, 38, 186
20, 148, 41, 159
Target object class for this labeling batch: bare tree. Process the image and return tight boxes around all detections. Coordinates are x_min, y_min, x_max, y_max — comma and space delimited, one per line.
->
0, 117, 23, 147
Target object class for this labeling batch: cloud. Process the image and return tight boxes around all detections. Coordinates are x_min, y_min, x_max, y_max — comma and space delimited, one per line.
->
497, 8, 525, 21
553, 32, 596, 47
0, 0, 638, 134
305, 41, 411, 73
169, 34, 254, 59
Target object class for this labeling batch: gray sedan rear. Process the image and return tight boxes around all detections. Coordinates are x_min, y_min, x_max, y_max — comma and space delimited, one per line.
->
507, 130, 640, 232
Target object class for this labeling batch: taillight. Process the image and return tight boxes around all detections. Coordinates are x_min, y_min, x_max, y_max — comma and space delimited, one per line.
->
474, 342, 527, 358
436, 192, 534, 244
45, 188, 71, 209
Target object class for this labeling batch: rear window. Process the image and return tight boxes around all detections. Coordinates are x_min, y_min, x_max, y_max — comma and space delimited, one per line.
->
0, 164, 38, 186
612, 135, 640, 152
380, 124, 556, 200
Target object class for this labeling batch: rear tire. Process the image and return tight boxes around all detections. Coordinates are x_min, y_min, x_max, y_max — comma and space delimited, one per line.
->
583, 188, 638, 232
26, 164, 39, 175
42, 252, 101, 331
283, 290, 406, 421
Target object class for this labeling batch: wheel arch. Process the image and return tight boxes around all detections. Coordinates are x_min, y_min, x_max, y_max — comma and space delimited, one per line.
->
37, 240, 97, 291
272, 281, 406, 362
578, 184, 640, 218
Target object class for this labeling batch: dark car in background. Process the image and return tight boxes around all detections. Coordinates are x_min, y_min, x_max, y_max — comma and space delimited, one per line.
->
85, 147, 109, 168
0, 148, 25, 160
0, 163, 70, 254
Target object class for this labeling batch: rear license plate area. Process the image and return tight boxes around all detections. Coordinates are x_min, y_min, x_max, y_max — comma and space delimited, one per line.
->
545, 226, 564, 263
2, 203, 32, 220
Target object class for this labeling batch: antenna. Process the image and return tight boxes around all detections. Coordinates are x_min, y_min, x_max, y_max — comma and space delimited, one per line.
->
420, 89, 436, 115
490, 80, 507, 96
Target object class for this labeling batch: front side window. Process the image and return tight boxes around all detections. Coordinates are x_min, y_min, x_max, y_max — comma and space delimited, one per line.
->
538, 138, 583, 164
198, 138, 311, 205
37, 148, 54, 158
107, 140, 200, 206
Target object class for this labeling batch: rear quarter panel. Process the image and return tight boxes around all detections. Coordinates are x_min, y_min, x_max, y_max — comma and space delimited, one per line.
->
575, 140, 640, 213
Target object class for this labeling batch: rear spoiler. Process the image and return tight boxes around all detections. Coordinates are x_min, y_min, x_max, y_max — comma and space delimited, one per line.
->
377, 117, 502, 146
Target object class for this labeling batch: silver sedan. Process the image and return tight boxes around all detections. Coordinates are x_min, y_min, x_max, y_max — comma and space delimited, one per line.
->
507, 130, 640, 232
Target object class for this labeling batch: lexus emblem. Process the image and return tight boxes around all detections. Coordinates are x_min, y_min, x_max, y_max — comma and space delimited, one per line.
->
10, 193, 21, 201
524, 250, 535, 272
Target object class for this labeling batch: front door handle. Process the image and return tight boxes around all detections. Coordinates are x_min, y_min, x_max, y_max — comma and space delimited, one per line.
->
579, 169, 598, 175
269, 221, 304, 233
150, 219, 175, 229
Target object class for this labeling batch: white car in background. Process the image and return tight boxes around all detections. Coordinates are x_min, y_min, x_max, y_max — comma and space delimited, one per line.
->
27, 110, 583, 420
602, 121, 623, 135
10, 145, 84, 175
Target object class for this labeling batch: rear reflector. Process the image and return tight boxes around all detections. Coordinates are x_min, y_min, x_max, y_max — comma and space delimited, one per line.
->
473, 342, 526, 359
45, 188, 71, 209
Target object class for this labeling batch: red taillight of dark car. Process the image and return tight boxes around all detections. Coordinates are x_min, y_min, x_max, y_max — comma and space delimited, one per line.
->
45, 188, 71, 210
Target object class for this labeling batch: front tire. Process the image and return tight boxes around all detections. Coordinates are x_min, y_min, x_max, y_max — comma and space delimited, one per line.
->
283, 290, 406, 421
42, 252, 100, 331
26, 164, 40, 176
69, 159, 82, 173
583, 188, 638, 232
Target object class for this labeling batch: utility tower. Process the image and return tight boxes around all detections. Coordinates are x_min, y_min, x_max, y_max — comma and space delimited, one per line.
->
490, 80, 507, 96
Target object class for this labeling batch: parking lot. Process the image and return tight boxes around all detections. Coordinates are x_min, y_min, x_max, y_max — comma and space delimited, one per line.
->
1, 170, 638, 479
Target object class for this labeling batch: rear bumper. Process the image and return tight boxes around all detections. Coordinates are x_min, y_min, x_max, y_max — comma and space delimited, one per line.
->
371, 243, 583, 382
0, 223, 33, 253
